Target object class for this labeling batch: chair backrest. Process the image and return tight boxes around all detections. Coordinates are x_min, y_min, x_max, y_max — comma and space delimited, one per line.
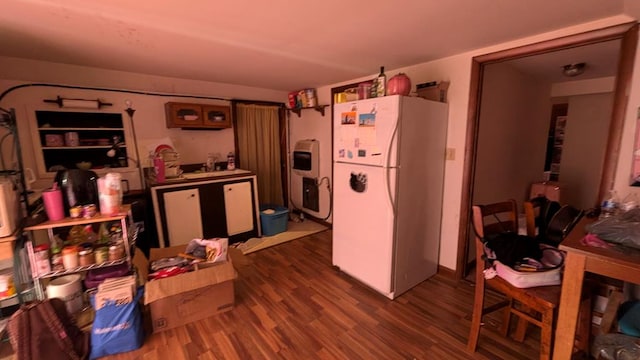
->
472, 199, 518, 268
524, 196, 548, 237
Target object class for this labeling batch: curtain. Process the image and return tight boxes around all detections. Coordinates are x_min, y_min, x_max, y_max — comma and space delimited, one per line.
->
235, 103, 283, 206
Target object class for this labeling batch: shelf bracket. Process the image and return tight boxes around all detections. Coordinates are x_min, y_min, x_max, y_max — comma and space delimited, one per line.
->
288, 105, 328, 118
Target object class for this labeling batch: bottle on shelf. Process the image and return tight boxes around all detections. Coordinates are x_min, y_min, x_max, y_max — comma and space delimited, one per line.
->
154, 152, 165, 183
227, 152, 235, 170
206, 153, 216, 172
599, 189, 619, 219
376, 66, 387, 97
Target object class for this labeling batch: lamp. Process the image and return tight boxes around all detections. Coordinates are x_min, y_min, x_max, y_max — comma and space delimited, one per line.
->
124, 100, 147, 190
562, 63, 586, 77
44, 96, 113, 109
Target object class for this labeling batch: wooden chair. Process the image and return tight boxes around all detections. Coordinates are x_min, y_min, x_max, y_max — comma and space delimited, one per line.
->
467, 199, 561, 360
524, 196, 549, 238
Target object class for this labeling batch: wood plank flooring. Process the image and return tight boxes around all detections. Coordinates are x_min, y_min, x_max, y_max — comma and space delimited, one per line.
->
5, 228, 545, 359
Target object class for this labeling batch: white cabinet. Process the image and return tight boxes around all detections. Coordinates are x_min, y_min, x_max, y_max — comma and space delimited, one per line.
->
223, 182, 253, 236
163, 188, 203, 246
150, 174, 261, 247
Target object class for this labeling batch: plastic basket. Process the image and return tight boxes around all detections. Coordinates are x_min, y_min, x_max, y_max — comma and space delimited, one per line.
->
259, 205, 289, 236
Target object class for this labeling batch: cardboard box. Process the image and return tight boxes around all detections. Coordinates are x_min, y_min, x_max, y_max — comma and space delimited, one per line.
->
136, 245, 237, 333
416, 81, 449, 102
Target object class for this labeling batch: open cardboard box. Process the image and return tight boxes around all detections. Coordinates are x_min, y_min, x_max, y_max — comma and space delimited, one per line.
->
133, 245, 237, 333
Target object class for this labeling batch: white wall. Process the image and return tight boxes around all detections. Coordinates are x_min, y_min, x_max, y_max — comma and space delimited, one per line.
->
562, 94, 614, 209
473, 63, 550, 207
0, 58, 287, 190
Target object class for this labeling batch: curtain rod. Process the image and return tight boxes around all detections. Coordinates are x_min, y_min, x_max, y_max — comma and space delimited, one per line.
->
0, 83, 284, 107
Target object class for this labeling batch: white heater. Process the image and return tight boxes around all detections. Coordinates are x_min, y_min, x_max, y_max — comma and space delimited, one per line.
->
293, 139, 319, 179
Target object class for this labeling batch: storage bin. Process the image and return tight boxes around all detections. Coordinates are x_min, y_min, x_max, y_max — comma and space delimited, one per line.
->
259, 205, 289, 236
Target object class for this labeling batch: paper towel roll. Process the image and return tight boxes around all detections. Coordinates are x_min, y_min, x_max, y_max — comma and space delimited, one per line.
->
61, 99, 99, 109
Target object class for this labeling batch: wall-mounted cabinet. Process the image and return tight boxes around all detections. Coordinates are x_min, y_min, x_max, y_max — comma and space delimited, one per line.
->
165, 102, 231, 129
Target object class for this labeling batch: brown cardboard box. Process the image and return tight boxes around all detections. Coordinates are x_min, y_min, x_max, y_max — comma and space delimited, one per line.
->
0, 238, 15, 260
136, 245, 237, 333
416, 81, 449, 103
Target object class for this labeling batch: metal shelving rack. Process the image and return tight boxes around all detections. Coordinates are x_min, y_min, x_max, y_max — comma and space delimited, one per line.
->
0, 107, 35, 315
23, 205, 136, 301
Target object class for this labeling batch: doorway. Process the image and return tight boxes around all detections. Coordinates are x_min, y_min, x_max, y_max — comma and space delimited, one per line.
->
456, 22, 639, 280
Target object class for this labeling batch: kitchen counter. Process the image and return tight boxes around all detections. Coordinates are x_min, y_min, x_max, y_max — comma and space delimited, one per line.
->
148, 169, 253, 187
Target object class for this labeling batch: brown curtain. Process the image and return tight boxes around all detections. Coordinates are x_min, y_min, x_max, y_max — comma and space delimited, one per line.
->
235, 103, 283, 206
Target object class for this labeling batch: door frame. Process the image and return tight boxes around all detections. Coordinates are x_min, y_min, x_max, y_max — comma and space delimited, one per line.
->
456, 22, 638, 280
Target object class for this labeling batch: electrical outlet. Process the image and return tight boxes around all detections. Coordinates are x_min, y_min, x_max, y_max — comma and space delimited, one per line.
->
445, 148, 455, 161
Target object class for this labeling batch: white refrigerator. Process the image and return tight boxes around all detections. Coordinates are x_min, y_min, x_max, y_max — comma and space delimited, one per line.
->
332, 95, 448, 299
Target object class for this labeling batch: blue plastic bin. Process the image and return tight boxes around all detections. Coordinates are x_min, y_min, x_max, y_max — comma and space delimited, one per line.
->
260, 204, 289, 236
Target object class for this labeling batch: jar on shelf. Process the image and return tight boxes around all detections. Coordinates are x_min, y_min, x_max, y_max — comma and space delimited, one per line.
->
62, 246, 79, 270
50, 246, 64, 271
34, 244, 51, 276
94, 246, 109, 265
78, 248, 95, 266
108, 243, 125, 261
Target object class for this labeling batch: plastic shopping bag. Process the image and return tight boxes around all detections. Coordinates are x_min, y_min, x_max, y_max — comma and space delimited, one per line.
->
90, 287, 144, 359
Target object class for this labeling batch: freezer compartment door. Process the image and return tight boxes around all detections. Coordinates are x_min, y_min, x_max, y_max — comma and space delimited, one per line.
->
332, 163, 397, 298
333, 96, 400, 167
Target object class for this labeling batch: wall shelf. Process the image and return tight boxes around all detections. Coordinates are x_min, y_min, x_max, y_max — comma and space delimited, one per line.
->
288, 105, 328, 118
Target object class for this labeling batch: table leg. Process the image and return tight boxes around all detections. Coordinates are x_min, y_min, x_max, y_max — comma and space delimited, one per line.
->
553, 252, 586, 360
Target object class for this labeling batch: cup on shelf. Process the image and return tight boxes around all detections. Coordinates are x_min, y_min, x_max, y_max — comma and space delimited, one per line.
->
42, 186, 65, 221
64, 132, 79, 147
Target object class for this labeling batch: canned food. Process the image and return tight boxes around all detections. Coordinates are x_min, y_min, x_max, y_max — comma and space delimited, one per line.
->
69, 206, 82, 218
78, 249, 95, 266
62, 246, 79, 270
83, 204, 97, 218
34, 244, 51, 276
50, 246, 64, 271
94, 247, 109, 264
108, 243, 125, 261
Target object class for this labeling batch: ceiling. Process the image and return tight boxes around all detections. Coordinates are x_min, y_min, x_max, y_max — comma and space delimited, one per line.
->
0, 0, 632, 91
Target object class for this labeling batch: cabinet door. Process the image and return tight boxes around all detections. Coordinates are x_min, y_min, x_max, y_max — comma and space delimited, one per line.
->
165, 102, 203, 128
163, 188, 203, 246
202, 105, 231, 128
223, 182, 253, 235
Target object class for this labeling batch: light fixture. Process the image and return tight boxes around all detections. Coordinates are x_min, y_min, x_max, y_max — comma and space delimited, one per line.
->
124, 100, 147, 190
562, 63, 586, 77
43, 96, 113, 109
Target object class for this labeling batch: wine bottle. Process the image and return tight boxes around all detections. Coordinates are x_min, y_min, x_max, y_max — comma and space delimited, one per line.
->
376, 66, 386, 97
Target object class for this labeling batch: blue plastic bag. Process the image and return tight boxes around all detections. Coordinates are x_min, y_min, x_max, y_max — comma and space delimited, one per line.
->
90, 287, 144, 359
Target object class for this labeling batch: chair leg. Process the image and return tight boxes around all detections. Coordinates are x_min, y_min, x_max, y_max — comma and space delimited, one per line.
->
539, 309, 553, 360
500, 297, 514, 337
513, 316, 529, 342
467, 280, 486, 352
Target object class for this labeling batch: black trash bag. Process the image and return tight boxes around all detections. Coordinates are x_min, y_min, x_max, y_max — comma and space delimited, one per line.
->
586, 208, 640, 250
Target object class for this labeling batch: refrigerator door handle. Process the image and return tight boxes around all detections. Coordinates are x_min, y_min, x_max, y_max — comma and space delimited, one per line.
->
386, 124, 399, 216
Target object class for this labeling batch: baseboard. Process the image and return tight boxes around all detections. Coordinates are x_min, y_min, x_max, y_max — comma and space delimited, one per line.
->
437, 265, 456, 279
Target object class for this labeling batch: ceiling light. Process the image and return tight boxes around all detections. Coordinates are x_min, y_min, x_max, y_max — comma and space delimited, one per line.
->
562, 63, 586, 77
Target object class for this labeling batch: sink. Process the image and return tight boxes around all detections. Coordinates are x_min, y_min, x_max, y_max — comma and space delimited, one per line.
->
180, 169, 251, 180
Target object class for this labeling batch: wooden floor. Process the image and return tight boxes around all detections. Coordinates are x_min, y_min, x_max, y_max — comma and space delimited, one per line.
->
4, 228, 544, 359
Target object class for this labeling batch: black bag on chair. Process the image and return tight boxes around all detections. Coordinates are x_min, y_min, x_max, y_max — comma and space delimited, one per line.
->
483, 231, 542, 267
544, 205, 584, 245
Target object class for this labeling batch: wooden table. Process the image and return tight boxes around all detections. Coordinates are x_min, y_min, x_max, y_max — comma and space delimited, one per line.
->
553, 217, 640, 359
